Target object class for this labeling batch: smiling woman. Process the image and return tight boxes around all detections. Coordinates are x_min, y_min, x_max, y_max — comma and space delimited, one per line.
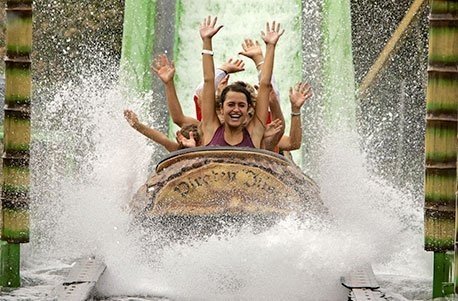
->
206, 83, 255, 147
199, 16, 284, 149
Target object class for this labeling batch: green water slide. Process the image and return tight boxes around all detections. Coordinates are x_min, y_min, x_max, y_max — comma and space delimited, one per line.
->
321, 0, 357, 130
119, 0, 156, 94
120, 0, 356, 165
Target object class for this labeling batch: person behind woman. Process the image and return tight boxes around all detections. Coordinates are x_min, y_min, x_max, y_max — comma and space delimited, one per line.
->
263, 82, 313, 152
278, 82, 312, 151
199, 16, 284, 148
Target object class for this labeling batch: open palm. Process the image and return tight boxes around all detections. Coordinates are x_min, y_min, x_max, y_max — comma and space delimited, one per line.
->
261, 21, 285, 45
177, 131, 196, 148
239, 39, 263, 59
263, 118, 283, 139
199, 16, 223, 40
289, 82, 312, 109
220, 58, 245, 74
151, 54, 175, 83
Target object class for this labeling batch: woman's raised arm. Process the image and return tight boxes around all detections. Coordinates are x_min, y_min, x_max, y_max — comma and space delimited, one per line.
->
249, 21, 284, 147
199, 16, 223, 143
151, 54, 199, 127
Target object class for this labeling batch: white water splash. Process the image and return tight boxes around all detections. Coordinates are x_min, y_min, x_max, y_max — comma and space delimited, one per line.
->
0, 64, 427, 300
7, 0, 431, 298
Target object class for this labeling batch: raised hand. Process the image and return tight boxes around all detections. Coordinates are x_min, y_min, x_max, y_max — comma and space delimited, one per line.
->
176, 131, 197, 148
199, 16, 223, 40
219, 58, 245, 74
239, 39, 263, 60
261, 21, 285, 45
289, 82, 312, 111
263, 118, 283, 140
124, 109, 139, 128
151, 54, 175, 83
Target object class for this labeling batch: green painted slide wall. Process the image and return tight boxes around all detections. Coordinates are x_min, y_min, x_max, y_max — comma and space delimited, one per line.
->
120, 0, 157, 94
322, 0, 357, 129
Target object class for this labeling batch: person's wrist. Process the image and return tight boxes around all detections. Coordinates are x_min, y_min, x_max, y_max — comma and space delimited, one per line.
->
291, 107, 301, 114
218, 66, 229, 74
201, 49, 214, 56
252, 54, 264, 63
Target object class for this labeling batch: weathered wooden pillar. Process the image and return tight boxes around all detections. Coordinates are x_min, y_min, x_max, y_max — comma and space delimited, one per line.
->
1, 0, 32, 287
423, 0, 458, 298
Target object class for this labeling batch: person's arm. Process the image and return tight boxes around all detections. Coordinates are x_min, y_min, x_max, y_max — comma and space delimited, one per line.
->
216, 74, 229, 97
124, 109, 180, 152
260, 88, 285, 151
241, 38, 281, 126
199, 16, 224, 144
151, 54, 199, 127
267, 86, 285, 135
249, 21, 284, 148
278, 82, 312, 151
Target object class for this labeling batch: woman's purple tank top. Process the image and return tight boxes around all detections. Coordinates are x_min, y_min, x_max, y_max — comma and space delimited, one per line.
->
206, 125, 255, 148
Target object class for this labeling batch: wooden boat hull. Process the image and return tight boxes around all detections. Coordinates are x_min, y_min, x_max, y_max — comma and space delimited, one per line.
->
130, 147, 326, 221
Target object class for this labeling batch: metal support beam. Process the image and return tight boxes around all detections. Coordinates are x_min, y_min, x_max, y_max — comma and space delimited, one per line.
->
433, 252, 454, 298
0, 241, 20, 287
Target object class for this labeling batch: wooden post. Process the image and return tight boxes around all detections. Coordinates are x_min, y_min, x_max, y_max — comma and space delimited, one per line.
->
1, 0, 32, 287
423, 0, 458, 298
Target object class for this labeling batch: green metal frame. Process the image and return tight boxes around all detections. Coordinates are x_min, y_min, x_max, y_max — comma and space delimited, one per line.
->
433, 252, 454, 298
0, 242, 20, 288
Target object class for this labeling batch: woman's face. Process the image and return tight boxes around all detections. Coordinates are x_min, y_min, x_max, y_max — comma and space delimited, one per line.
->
221, 91, 249, 128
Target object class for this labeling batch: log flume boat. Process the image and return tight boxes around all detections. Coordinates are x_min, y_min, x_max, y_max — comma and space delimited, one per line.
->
130, 147, 327, 235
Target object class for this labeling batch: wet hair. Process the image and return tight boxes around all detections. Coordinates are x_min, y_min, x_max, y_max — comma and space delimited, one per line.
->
179, 124, 201, 146
215, 95, 222, 110
220, 81, 254, 107
242, 81, 258, 105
